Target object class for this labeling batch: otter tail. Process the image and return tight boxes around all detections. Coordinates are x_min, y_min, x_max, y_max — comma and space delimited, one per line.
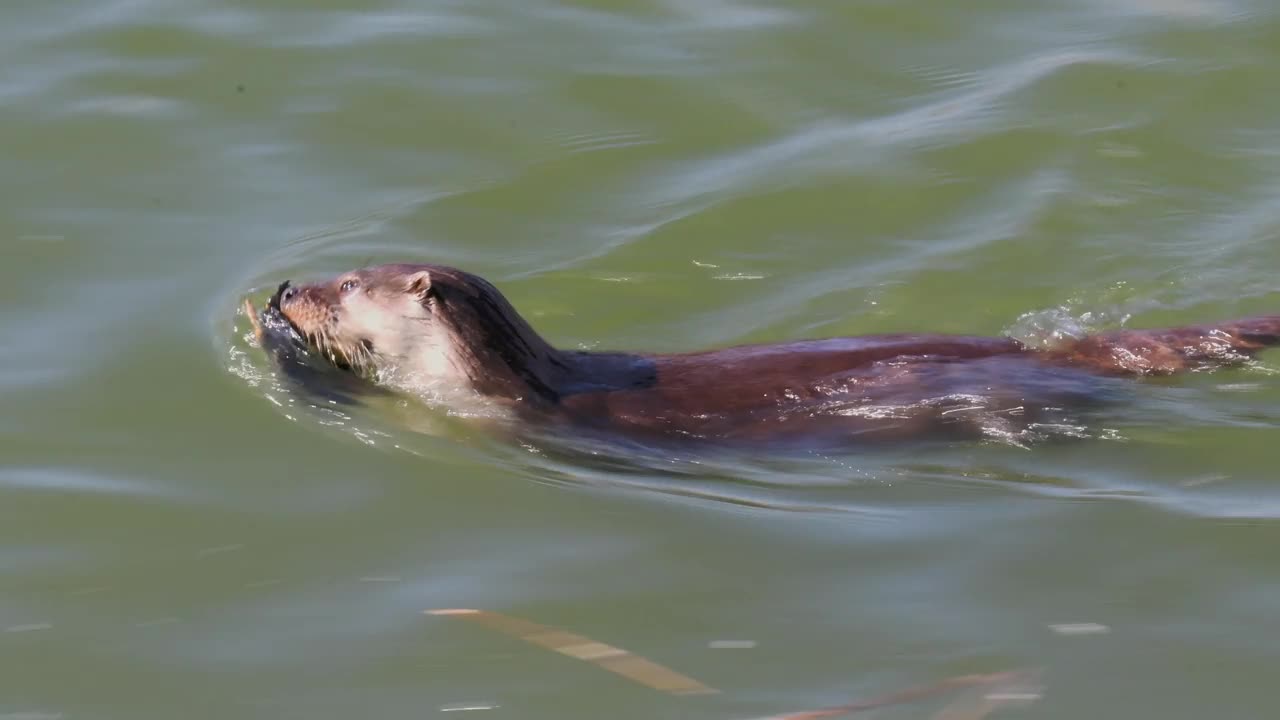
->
1044, 315, 1280, 376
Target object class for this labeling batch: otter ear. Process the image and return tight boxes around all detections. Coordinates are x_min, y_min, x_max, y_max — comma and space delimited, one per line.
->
406, 270, 432, 300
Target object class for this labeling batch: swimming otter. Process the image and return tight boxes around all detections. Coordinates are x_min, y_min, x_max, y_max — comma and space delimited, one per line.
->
263, 263, 1280, 446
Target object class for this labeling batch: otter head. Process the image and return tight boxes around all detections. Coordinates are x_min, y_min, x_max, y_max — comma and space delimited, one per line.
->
273, 263, 566, 404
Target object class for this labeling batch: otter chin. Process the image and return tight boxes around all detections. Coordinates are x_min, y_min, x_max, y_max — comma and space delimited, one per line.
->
268, 263, 1280, 447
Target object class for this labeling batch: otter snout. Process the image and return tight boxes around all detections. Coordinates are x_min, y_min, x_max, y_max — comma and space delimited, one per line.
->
267, 280, 292, 312
272, 280, 313, 313
276, 282, 299, 307
271, 280, 337, 338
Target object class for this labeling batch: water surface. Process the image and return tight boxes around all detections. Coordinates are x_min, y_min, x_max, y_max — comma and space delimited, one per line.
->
4, 0, 1280, 717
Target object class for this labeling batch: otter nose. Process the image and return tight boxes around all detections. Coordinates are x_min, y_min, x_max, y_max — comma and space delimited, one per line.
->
269, 280, 298, 312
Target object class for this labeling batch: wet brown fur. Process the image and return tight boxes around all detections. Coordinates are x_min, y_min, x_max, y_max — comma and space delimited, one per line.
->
275, 264, 1280, 446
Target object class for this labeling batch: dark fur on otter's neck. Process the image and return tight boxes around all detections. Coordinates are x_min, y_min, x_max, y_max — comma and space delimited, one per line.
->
426, 266, 657, 404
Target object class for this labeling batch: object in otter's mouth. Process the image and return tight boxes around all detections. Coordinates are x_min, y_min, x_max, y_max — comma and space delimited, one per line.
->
265, 262, 1280, 447
245, 289, 384, 406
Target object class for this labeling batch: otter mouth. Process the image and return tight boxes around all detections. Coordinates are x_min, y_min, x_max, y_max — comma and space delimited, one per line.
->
249, 281, 388, 406
264, 281, 311, 349
266, 281, 301, 331
265, 280, 365, 375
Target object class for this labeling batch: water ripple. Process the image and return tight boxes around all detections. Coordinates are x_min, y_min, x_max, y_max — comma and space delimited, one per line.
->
644, 48, 1154, 208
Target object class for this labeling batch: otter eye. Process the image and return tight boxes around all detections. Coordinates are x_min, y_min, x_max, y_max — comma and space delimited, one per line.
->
339, 279, 360, 294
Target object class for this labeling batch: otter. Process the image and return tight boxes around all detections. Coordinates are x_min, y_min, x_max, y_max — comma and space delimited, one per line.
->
258, 263, 1280, 447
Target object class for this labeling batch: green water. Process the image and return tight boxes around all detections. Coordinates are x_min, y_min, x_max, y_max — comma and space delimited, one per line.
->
5, 0, 1280, 717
